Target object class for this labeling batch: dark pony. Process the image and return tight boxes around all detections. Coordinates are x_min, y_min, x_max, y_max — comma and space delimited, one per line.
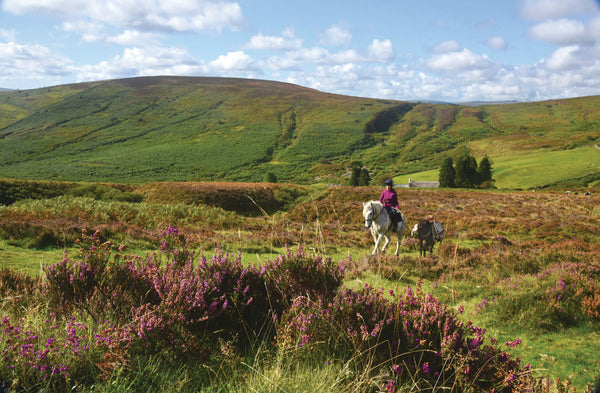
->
414, 218, 445, 257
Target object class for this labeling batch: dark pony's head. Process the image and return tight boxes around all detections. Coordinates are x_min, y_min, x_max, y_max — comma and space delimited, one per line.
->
417, 219, 433, 239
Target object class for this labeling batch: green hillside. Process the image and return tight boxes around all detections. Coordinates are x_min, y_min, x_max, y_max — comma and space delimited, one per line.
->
0, 76, 599, 188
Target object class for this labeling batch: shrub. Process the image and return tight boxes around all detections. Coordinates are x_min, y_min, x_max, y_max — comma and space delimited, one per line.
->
277, 280, 535, 392
67, 183, 143, 202
0, 315, 110, 391
41, 227, 347, 364
493, 261, 600, 331
43, 229, 159, 323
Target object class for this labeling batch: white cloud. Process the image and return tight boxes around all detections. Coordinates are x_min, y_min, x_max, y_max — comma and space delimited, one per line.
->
263, 40, 395, 71
426, 48, 492, 72
0, 41, 73, 83
519, 0, 598, 21
431, 40, 461, 53
61, 20, 109, 43
368, 39, 395, 63
327, 49, 362, 64
485, 36, 507, 50
321, 25, 352, 46
106, 30, 161, 46
543, 45, 581, 69
209, 50, 256, 71
3, 0, 244, 33
245, 32, 302, 51
528, 18, 592, 45
589, 17, 600, 39
0, 29, 16, 42
76, 45, 203, 81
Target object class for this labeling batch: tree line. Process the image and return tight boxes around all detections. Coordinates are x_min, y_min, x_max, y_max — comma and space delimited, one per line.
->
439, 154, 494, 188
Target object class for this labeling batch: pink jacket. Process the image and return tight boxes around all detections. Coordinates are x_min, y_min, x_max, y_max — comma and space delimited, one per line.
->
379, 189, 399, 209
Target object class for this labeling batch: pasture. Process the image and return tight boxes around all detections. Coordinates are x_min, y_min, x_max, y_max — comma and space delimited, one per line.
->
1, 181, 599, 392
396, 144, 600, 190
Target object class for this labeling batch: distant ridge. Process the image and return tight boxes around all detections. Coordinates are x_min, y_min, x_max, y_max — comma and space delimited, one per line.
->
458, 100, 521, 106
0, 76, 599, 189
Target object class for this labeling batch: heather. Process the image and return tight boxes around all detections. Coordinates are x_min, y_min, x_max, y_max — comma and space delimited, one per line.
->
1, 183, 600, 391
2, 226, 539, 392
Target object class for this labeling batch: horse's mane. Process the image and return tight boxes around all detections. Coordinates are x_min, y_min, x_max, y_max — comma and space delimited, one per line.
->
364, 200, 383, 212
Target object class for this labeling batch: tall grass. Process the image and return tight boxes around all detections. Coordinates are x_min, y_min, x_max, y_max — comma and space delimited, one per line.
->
1, 184, 600, 391
2, 196, 240, 229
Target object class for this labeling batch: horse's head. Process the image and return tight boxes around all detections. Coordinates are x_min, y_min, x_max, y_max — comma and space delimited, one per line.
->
417, 219, 433, 238
362, 201, 379, 228
362, 202, 373, 228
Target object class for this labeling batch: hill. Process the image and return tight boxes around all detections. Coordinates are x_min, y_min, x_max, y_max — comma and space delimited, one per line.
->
0, 76, 599, 188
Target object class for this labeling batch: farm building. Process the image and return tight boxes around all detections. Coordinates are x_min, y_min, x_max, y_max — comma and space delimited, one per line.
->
397, 178, 440, 188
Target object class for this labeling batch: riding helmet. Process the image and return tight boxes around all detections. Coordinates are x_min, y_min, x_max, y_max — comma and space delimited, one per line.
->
385, 179, 393, 186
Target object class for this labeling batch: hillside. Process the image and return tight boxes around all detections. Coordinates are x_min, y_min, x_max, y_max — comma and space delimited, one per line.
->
0, 76, 599, 188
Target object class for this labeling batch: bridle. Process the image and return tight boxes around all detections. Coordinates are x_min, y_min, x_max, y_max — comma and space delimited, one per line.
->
364, 203, 377, 228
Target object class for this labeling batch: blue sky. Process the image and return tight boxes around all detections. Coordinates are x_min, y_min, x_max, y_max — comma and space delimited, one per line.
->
1, 0, 600, 102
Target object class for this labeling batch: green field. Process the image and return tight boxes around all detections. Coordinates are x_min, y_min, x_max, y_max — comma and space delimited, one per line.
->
1, 77, 599, 187
398, 144, 600, 189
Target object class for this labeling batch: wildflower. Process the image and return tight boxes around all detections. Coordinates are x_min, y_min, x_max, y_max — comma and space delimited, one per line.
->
385, 379, 396, 393
422, 362, 430, 374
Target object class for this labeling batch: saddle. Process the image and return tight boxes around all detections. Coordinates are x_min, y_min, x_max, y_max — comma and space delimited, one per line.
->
385, 207, 402, 232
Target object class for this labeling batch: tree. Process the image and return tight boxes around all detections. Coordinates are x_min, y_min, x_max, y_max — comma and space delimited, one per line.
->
348, 161, 371, 186
349, 166, 361, 186
438, 157, 455, 188
263, 172, 277, 183
358, 168, 370, 186
454, 154, 478, 188
477, 156, 493, 184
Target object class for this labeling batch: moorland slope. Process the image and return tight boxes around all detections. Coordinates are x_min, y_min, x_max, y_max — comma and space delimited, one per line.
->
0, 76, 599, 188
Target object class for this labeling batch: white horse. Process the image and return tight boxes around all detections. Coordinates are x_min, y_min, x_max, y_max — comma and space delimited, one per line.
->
362, 200, 406, 256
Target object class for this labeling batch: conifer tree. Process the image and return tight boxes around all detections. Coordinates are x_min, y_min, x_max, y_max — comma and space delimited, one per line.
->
439, 157, 456, 187
477, 156, 493, 184
358, 168, 370, 186
348, 161, 362, 186
455, 154, 478, 188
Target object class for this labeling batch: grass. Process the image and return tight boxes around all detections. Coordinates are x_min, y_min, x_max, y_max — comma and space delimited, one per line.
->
1, 77, 599, 186
393, 144, 600, 189
1, 182, 600, 391
489, 145, 599, 189
0, 241, 62, 276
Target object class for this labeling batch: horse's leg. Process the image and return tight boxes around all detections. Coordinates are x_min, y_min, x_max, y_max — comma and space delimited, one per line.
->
380, 234, 390, 254
393, 225, 404, 256
372, 234, 383, 255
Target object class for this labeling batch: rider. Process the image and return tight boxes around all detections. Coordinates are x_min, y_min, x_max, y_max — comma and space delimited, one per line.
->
379, 179, 401, 231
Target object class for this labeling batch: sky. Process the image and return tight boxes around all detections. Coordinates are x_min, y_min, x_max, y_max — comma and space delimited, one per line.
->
1, 0, 600, 102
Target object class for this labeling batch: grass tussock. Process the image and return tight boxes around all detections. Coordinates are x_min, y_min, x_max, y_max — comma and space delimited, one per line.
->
1, 183, 600, 391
